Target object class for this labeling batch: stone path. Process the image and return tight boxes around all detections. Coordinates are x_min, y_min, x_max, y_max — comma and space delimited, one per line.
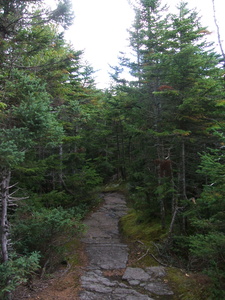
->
79, 192, 174, 300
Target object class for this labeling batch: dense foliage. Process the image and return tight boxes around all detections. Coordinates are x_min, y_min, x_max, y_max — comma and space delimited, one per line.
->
0, 0, 225, 298
107, 0, 225, 297
0, 0, 100, 297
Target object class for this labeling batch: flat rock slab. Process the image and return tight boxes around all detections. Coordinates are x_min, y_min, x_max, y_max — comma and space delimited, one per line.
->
79, 193, 174, 299
122, 267, 174, 296
144, 282, 174, 296
86, 244, 128, 269
80, 270, 154, 300
146, 266, 167, 277
81, 193, 128, 245
123, 267, 150, 283
81, 193, 129, 270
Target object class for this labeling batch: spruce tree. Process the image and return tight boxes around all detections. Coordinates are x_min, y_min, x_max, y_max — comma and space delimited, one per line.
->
0, 2, 76, 297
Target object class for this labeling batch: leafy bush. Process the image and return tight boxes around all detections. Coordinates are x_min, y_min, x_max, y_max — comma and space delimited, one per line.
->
65, 165, 103, 203
36, 190, 74, 208
189, 232, 225, 295
12, 207, 85, 261
0, 252, 40, 299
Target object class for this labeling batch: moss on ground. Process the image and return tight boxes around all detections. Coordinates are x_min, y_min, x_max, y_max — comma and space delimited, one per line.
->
102, 181, 130, 195
120, 209, 166, 268
120, 209, 166, 243
120, 209, 211, 300
62, 238, 87, 268
168, 268, 212, 300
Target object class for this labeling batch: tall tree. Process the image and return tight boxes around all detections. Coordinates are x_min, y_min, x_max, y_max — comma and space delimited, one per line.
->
0, 0, 73, 266
110, 1, 223, 232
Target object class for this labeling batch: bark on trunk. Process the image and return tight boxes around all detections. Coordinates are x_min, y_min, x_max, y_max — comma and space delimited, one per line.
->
59, 143, 63, 187
1, 169, 11, 263
181, 140, 187, 201
168, 206, 179, 237
181, 140, 188, 232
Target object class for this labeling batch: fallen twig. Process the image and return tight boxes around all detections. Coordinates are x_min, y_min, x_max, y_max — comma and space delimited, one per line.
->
40, 259, 50, 279
149, 252, 170, 267
137, 248, 149, 261
136, 240, 170, 267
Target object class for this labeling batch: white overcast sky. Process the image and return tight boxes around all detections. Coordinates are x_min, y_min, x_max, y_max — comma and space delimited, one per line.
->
64, 0, 225, 88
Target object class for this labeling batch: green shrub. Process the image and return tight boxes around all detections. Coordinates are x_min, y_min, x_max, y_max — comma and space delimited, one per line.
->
12, 207, 85, 260
0, 252, 40, 299
65, 165, 103, 203
189, 232, 225, 297
37, 190, 74, 208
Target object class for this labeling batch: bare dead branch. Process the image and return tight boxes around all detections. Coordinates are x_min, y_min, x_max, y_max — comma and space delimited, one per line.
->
136, 240, 170, 267
137, 248, 149, 261
9, 188, 20, 197
212, 0, 225, 63
8, 182, 19, 189
8, 196, 29, 201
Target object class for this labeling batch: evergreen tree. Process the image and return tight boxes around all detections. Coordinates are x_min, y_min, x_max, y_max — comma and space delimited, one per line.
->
0, 1, 80, 297
154, 2, 222, 230
111, 1, 223, 232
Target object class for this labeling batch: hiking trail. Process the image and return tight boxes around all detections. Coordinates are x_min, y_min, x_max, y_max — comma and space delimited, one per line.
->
79, 192, 174, 300
14, 192, 174, 300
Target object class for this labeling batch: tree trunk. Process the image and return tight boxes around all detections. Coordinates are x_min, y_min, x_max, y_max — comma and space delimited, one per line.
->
155, 140, 166, 230
168, 206, 179, 237
160, 194, 166, 230
1, 169, 11, 263
59, 143, 63, 187
181, 140, 188, 232
181, 140, 187, 201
